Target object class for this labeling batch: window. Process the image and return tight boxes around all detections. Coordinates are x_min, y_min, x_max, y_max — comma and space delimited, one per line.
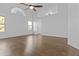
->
28, 21, 32, 31
0, 16, 5, 32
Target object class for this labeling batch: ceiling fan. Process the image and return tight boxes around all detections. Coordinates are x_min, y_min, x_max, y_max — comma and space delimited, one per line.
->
20, 3, 43, 11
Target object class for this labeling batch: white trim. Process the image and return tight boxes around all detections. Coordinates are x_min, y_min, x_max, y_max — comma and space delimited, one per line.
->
42, 34, 67, 38
68, 42, 79, 50
0, 34, 27, 39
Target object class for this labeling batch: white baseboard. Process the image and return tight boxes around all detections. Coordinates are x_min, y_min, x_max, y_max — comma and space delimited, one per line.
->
68, 43, 79, 50
0, 33, 67, 39
0, 34, 27, 39
42, 34, 68, 38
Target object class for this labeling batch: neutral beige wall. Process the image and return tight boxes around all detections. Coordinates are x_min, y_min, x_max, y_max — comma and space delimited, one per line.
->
68, 4, 79, 49
42, 4, 68, 38
0, 3, 29, 39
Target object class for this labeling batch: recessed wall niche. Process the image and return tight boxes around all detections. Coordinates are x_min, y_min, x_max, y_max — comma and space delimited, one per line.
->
0, 16, 5, 32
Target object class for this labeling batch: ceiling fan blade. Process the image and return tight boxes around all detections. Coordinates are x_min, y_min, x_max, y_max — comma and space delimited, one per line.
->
20, 3, 29, 6
20, 3, 43, 7
33, 5, 43, 7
